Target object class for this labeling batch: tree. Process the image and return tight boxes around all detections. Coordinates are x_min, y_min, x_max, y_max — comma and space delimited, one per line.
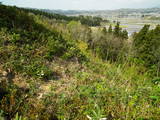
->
133, 25, 152, 66
113, 22, 122, 37
108, 24, 112, 33
121, 30, 128, 39
133, 25, 150, 48
150, 25, 160, 73
102, 27, 107, 34
112, 22, 128, 39
133, 24, 160, 75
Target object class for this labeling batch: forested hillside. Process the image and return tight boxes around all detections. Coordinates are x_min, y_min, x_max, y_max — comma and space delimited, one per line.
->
22, 8, 105, 26
0, 4, 160, 120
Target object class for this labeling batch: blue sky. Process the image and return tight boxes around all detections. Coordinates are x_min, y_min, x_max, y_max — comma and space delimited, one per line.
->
1, 0, 160, 10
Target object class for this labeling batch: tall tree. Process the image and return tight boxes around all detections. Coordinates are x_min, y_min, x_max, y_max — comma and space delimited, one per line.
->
108, 24, 112, 33
102, 27, 107, 34
114, 22, 121, 36
121, 30, 128, 39
133, 25, 152, 66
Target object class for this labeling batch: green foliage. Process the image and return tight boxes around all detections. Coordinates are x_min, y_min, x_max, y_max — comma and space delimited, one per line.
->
1, 4, 160, 120
133, 24, 160, 75
102, 27, 107, 34
87, 104, 105, 120
90, 27, 128, 62
67, 21, 92, 44
14, 113, 26, 120
0, 110, 4, 120
108, 24, 112, 33
22, 8, 104, 26
113, 22, 128, 39
0, 5, 35, 30
88, 22, 128, 62
79, 15, 102, 26
45, 61, 158, 120
62, 46, 87, 62
121, 29, 128, 39
0, 4, 87, 80
113, 22, 122, 36
45, 35, 67, 59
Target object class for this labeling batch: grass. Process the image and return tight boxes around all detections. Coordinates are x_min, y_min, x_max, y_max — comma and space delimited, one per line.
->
45, 58, 159, 119
0, 4, 160, 120
1, 38, 159, 119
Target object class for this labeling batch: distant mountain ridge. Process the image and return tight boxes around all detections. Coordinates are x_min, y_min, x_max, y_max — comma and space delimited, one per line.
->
40, 7, 160, 15
34, 8, 160, 19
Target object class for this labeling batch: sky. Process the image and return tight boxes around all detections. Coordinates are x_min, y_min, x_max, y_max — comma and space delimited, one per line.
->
1, 0, 160, 10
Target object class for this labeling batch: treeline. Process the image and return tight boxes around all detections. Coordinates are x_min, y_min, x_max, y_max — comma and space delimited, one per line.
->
87, 22, 128, 61
91, 22, 160, 74
79, 15, 103, 26
95, 22, 160, 74
22, 8, 105, 26
60, 20, 128, 62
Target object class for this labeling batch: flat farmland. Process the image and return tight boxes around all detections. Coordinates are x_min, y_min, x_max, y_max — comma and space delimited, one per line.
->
105, 17, 160, 35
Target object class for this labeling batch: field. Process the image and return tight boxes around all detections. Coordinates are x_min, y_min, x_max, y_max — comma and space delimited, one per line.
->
105, 17, 160, 35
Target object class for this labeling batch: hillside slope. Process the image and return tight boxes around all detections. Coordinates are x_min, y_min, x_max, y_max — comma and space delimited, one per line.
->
0, 4, 160, 120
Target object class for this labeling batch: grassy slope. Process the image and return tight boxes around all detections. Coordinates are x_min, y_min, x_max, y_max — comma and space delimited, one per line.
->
0, 5, 160, 120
